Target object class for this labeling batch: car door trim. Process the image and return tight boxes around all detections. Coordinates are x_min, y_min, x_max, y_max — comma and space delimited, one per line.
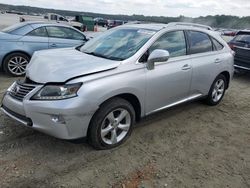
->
146, 93, 202, 115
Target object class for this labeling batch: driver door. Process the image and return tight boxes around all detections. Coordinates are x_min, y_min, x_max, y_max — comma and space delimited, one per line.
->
46, 26, 86, 49
145, 30, 193, 114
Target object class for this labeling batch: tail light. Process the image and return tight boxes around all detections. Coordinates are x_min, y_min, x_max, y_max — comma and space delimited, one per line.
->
229, 44, 235, 51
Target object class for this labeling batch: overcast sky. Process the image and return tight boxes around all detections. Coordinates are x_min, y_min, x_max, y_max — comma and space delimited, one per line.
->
1, 0, 250, 17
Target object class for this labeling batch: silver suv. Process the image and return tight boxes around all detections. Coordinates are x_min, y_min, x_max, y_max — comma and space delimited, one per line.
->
1, 23, 234, 149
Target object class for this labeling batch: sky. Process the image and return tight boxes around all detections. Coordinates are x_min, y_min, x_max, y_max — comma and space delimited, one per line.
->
0, 0, 250, 17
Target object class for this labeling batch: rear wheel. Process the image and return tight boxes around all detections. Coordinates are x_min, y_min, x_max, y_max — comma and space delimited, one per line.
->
205, 74, 227, 106
3, 52, 30, 76
88, 98, 135, 150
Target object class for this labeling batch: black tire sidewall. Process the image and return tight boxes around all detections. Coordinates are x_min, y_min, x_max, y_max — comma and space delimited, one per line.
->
206, 74, 227, 106
89, 98, 135, 150
3, 53, 30, 77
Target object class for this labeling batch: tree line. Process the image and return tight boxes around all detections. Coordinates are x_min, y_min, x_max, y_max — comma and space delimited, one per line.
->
1, 3, 250, 29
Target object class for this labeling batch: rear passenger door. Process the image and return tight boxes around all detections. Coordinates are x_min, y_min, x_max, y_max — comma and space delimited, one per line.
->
46, 26, 86, 49
21, 27, 49, 53
145, 31, 193, 114
186, 31, 225, 96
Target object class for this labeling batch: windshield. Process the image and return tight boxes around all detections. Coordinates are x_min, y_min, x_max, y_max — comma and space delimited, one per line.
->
234, 34, 250, 43
80, 28, 156, 61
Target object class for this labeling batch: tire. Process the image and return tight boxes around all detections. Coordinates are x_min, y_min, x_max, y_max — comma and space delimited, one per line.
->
205, 74, 227, 106
88, 97, 136, 150
3, 52, 30, 77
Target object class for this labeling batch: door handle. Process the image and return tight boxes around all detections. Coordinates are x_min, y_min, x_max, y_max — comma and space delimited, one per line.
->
214, 58, 222, 64
50, 43, 57, 47
182, 64, 191, 70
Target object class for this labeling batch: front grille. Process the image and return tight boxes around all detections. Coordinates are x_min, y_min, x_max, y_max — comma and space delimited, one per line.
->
9, 81, 36, 101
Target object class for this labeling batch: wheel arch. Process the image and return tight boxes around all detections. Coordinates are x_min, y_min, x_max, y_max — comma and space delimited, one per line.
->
114, 93, 142, 122
2, 51, 32, 74
2, 50, 31, 65
97, 93, 142, 122
219, 71, 230, 89
86, 93, 142, 143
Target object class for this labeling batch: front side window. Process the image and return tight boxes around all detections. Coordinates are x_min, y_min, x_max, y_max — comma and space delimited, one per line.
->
27, 27, 48, 37
80, 28, 156, 61
187, 31, 213, 54
60, 27, 85, 40
149, 31, 187, 58
46, 26, 85, 40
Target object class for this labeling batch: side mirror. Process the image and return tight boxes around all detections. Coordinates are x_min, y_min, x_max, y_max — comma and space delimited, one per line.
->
147, 49, 170, 70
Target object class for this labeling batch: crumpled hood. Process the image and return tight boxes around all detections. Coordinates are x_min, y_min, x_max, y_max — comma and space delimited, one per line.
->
26, 48, 121, 83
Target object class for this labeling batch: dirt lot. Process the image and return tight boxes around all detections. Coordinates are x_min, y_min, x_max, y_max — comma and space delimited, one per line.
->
0, 72, 250, 188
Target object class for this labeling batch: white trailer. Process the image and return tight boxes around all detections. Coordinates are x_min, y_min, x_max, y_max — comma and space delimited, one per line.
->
20, 13, 83, 31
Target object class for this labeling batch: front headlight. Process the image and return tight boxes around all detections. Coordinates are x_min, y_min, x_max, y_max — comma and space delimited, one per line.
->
32, 83, 82, 100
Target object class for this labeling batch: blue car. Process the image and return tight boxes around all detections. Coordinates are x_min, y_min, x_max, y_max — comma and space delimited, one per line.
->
0, 22, 87, 76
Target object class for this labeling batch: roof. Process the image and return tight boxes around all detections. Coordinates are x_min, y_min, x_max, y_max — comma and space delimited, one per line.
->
237, 30, 250, 34
120, 23, 168, 31
121, 22, 213, 31
23, 21, 74, 29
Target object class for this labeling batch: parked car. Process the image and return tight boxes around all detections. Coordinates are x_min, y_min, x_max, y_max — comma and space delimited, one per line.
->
221, 29, 238, 36
107, 20, 124, 29
1, 23, 234, 149
94, 17, 108, 27
228, 30, 250, 72
0, 22, 87, 76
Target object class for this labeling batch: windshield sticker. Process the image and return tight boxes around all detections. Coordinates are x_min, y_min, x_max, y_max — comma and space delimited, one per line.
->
137, 30, 156, 35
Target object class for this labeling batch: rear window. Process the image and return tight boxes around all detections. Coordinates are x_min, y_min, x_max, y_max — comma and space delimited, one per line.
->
212, 38, 224, 51
2, 23, 33, 35
187, 31, 213, 54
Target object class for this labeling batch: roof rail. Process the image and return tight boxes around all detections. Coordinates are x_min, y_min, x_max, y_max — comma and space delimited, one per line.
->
168, 22, 213, 30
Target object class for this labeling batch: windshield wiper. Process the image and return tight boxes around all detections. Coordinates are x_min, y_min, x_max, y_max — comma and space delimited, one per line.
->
83, 51, 124, 61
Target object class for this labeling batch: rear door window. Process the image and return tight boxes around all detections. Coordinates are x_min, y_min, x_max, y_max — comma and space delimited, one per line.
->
27, 27, 48, 37
187, 31, 213, 54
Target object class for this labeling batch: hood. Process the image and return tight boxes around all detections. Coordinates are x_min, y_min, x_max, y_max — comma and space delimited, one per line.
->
26, 48, 121, 83
0, 32, 22, 40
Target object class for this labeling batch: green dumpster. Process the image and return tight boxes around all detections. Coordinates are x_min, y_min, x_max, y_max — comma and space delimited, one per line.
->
75, 15, 95, 31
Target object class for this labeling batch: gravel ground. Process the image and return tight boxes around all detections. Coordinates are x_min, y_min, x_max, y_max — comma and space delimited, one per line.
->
0, 72, 250, 188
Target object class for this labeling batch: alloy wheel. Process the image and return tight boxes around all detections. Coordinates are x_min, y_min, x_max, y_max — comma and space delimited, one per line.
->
7, 56, 29, 76
212, 79, 225, 103
101, 108, 131, 145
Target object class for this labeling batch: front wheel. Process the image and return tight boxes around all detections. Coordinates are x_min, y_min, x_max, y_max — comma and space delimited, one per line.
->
88, 98, 135, 150
205, 74, 227, 106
